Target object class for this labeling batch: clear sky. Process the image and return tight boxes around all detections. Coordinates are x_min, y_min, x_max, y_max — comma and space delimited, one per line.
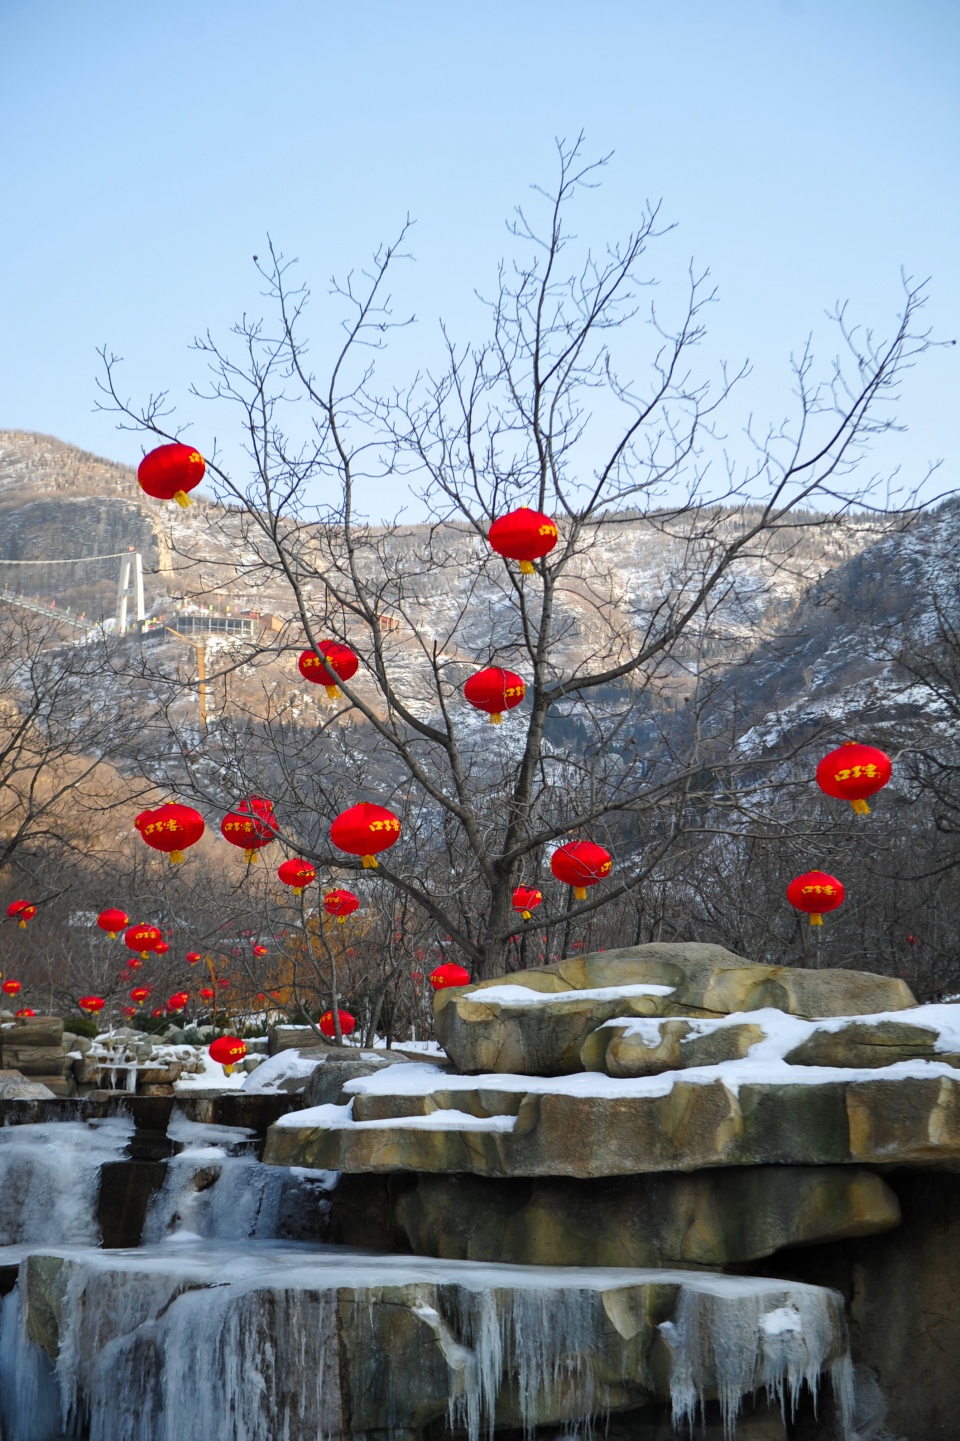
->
1, 0, 957, 519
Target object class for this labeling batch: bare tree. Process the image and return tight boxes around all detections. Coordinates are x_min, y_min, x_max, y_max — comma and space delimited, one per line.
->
98, 138, 938, 980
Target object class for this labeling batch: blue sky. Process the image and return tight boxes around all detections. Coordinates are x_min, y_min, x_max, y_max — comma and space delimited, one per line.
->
1, 0, 957, 518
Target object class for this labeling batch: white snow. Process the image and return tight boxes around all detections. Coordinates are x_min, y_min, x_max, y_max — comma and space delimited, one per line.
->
277, 1100, 516, 1133
462, 982, 674, 1007
240, 1048, 325, 1094
174, 1047, 247, 1092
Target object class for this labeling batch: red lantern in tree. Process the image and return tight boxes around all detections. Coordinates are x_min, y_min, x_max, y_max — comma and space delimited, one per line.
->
79, 996, 105, 1015
120, 1006, 137, 1019
252, 945, 268, 958
209, 1035, 246, 1072
298, 641, 359, 698
151, 1007, 164, 1019
550, 841, 612, 901
137, 442, 206, 509
331, 802, 401, 869
15, 1008, 35, 1018
816, 742, 892, 816
134, 802, 205, 864
787, 870, 846, 926
124, 923, 164, 960
319, 1009, 356, 1038
429, 963, 471, 990
277, 858, 316, 895
463, 668, 526, 725
6, 901, 36, 929
167, 991, 189, 1012
130, 985, 152, 1006
513, 885, 543, 920
488, 507, 559, 574
218, 977, 230, 989
153, 941, 170, 957
127, 958, 143, 971
221, 796, 277, 863
185, 951, 202, 965
2, 979, 22, 997
97, 908, 129, 939
323, 889, 360, 923
199, 987, 216, 1002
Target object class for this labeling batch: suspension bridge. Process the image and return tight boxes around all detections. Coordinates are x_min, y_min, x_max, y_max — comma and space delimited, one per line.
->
0, 551, 145, 634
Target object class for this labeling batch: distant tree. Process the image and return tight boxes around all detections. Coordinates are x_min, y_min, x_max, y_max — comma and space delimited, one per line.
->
99, 137, 938, 980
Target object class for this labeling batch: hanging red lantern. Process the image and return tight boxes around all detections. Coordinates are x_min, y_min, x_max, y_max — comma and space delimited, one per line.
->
185, 951, 202, 965
167, 991, 189, 1012
277, 858, 316, 896
429, 963, 471, 990
120, 1006, 137, 1019
209, 1035, 247, 1073
2, 979, 22, 997
79, 996, 105, 1015
513, 885, 543, 921
153, 941, 170, 957
15, 1008, 36, 1018
130, 985, 152, 1006
134, 802, 205, 864
218, 977, 230, 989
221, 796, 277, 862
252, 945, 268, 958
6, 901, 36, 929
151, 1007, 165, 1019
199, 987, 216, 1002
550, 841, 612, 901
323, 889, 360, 923
124, 923, 164, 960
331, 802, 401, 869
816, 742, 892, 815
463, 668, 526, 725
137, 442, 206, 509
298, 641, 359, 698
97, 908, 129, 939
127, 957, 143, 971
488, 507, 559, 574
787, 870, 846, 926
319, 1009, 356, 1038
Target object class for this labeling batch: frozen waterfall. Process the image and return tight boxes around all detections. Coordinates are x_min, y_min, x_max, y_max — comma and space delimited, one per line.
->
0, 1118, 133, 1249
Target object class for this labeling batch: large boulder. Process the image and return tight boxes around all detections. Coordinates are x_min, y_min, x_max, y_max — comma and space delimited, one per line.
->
330, 1167, 900, 1269
435, 945, 915, 1076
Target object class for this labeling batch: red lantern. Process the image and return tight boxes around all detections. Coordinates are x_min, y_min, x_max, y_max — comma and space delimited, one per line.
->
429, 963, 471, 990
2, 979, 22, 997
124, 923, 164, 960
330, 802, 401, 869
488, 507, 559, 574
277, 858, 316, 896
513, 885, 543, 921
120, 1006, 137, 1019
323, 889, 360, 923
167, 991, 189, 1012
79, 996, 105, 1015
319, 1009, 356, 1038
134, 802, 205, 864
97, 908, 129, 939
298, 641, 359, 698
463, 668, 526, 725
252, 945, 268, 958
816, 742, 892, 815
151, 1008, 165, 1019
787, 870, 845, 926
218, 977, 230, 989
6, 901, 36, 929
185, 951, 202, 965
199, 987, 216, 1002
137, 442, 206, 509
127, 957, 143, 971
221, 796, 277, 863
130, 986, 152, 1006
209, 1035, 247, 1072
15, 1008, 36, 1018
153, 941, 170, 957
550, 841, 612, 901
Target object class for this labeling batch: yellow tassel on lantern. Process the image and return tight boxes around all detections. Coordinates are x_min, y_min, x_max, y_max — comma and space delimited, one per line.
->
18, 920, 26, 930
519, 560, 534, 575
337, 915, 346, 925
244, 849, 259, 864
108, 931, 117, 939
170, 849, 184, 864
293, 886, 303, 897
362, 854, 378, 869
325, 685, 339, 699
521, 909, 532, 920
809, 913, 823, 926
489, 712, 503, 725
574, 886, 587, 901
851, 799, 871, 815
173, 490, 192, 508
223, 1063, 235, 1075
